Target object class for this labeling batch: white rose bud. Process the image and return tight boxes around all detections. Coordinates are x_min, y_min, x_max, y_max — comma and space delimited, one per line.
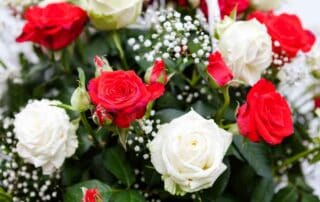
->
14, 99, 78, 175
250, 0, 281, 11
218, 19, 272, 85
81, 0, 143, 30
70, 87, 90, 112
149, 111, 232, 195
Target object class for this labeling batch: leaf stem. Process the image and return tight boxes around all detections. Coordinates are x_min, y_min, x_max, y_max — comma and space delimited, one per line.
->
216, 86, 230, 125
277, 146, 320, 171
111, 31, 128, 69
80, 112, 101, 148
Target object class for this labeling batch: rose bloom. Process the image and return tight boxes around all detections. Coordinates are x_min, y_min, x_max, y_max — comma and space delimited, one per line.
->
207, 51, 233, 87
13, 99, 78, 175
81, 0, 143, 30
249, 11, 316, 60
88, 70, 164, 128
218, 18, 272, 85
200, 0, 249, 19
149, 111, 232, 195
16, 2, 88, 50
237, 79, 294, 145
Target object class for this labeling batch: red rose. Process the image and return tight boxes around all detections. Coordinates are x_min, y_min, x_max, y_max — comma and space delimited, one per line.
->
200, 0, 249, 19
207, 51, 233, 86
82, 188, 101, 202
237, 79, 293, 145
16, 3, 88, 50
88, 70, 164, 128
249, 11, 316, 60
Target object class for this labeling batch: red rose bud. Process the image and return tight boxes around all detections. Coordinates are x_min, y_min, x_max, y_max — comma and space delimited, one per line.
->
248, 11, 316, 63
207, 52, 233, 87
314, 96, 320, 109
145, 59, 167, 85
16, 3, 88, 50
94, 55, 112, 74
88, 70, 164, 128
82, 188, 102, 202
237, 79, 294, 145
93, 105, 113, 126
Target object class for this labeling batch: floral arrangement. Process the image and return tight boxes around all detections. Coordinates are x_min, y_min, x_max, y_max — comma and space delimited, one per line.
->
1, 0, 320, 201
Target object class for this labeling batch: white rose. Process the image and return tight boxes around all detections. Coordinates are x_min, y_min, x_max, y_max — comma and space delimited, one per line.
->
218, 19, 272, 85
14, 99, 78, 175
149, 111, 232, 195
250, 0, 281, 11
81, 0, 143, 30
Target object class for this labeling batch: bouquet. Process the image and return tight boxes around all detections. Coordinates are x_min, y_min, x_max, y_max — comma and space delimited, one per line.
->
1, 0, 320, 201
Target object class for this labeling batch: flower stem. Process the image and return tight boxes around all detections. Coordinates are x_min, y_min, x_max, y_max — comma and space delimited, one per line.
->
111, 31, 128, 69
216, 86, 230, 125
277, 146, 320, 171
80, 112, 101, 148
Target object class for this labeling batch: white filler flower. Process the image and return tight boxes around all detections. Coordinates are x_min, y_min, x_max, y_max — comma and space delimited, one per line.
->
149, 110, 232, 195
218, 19, 272, 85
14, 99, 78, 175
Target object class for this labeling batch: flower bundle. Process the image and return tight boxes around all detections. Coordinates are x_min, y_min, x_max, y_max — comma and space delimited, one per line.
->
1, 0, 320, 201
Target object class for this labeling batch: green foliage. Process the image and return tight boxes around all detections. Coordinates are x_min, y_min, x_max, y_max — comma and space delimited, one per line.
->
111, 190, 146, 202
233, 136, 273, 179
102, 147, 136, 187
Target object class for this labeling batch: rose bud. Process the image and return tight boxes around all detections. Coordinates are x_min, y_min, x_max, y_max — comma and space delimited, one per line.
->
93, 105, 113, 126
314, 96, 320, 109
207, 51, 233, 87
94, 55, 112, 75
70, 87, 91, 112
82, 187, 102, 202
144, 59, 167, 85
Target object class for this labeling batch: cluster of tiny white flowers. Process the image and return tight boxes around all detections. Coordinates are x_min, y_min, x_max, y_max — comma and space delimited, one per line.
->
128, 9, 212, 64
272, 41, 290, 66
0, 118, 60, 202
176, 81, 213, 103
277, 53, 311, 86
127, 110, 161, 160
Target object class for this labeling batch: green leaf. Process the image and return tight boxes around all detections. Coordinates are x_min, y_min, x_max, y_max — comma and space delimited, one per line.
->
192, 100, 216, 117
155, 109, 185, 123
102, 146, 136, 187
272, 186, 298, 202
143, 166, 161, 188
251, 178, 275, 202
0, 188, 11, 202
301, 193, 320, 202
233, 136, 272, 178
63, 180, 111, 202
112, 190, 146, 202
